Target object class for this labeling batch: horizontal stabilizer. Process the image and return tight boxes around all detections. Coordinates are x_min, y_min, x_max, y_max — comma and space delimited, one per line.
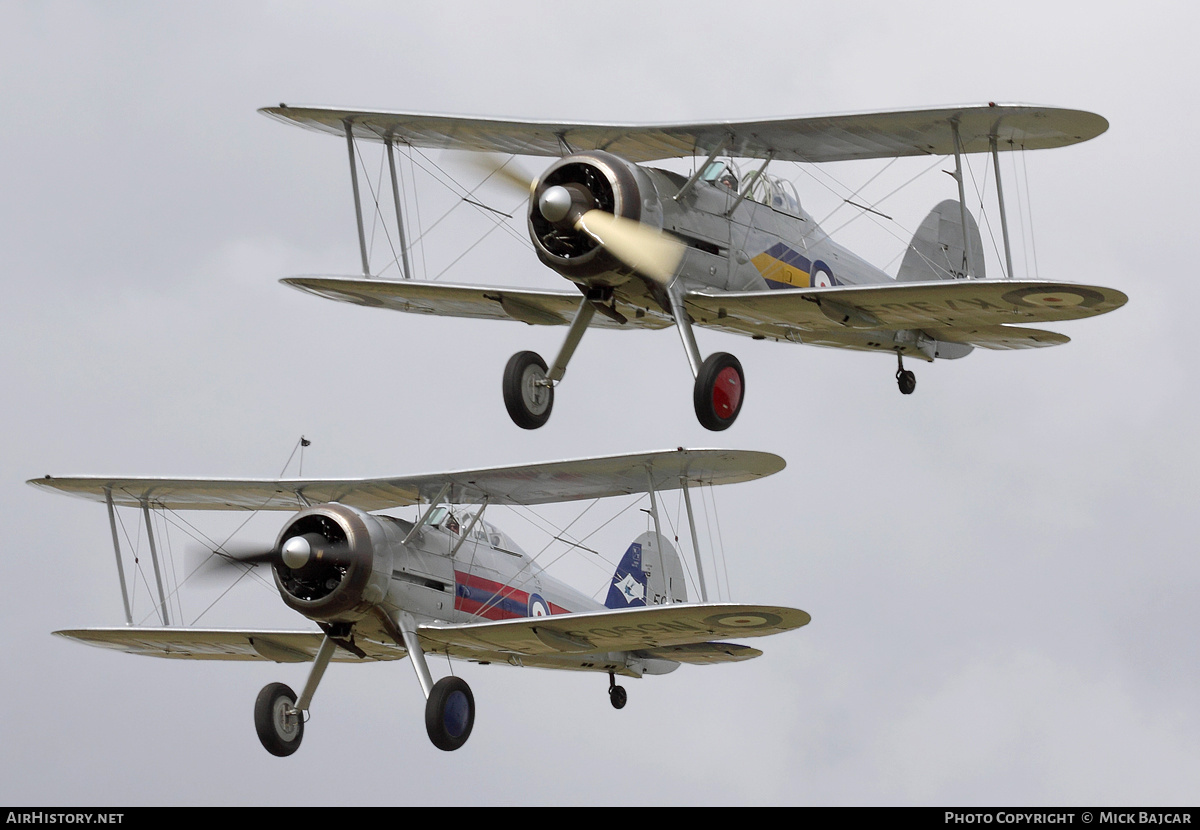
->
640, 641, 763, 664
931, 324, 1070, 349
29, 449, 784, 511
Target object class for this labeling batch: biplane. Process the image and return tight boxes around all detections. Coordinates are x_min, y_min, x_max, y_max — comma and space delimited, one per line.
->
262, 103, 1127, 431
32, 449, 809, 755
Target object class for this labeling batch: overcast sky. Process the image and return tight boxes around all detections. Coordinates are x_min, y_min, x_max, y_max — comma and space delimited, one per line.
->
2, 1, 1197, 807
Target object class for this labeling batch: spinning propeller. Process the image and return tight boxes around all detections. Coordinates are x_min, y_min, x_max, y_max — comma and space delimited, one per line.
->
473, 154, 685, 286
196, 533, 353, 577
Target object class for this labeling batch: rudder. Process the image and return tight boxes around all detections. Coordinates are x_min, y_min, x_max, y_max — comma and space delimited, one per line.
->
605, 531, 689, 609
897, 199, 985, 282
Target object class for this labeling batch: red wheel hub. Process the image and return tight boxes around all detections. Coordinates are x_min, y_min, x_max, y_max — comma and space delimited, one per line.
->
711, 367, 742, 417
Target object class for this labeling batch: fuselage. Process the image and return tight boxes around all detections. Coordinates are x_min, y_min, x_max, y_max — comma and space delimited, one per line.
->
527, 149, 894, 304
650, 164, 894, 294
269, 503, 672, 678
375, 508, 604, 625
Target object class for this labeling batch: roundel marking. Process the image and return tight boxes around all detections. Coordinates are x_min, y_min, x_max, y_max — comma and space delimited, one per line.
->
701, 611, 783, 630
1001, 285, 1105, 310
810, 260, 836, 288
528, 593, 551, 617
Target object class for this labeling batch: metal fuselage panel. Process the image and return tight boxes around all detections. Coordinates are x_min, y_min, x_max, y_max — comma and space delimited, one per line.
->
375, 517, 606, 627
653, 169, 893, 294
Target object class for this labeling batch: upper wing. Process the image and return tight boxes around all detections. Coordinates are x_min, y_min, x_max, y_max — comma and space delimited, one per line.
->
54, 628, 405, 662
417, 603, 810, 658
282, 276, 672, 330
28, 448, 784, 511
261, 104, 1106, 163
684, 279, 1126, 345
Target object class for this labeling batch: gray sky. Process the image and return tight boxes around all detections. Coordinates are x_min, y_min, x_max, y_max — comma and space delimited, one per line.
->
2, 1, 1197, 806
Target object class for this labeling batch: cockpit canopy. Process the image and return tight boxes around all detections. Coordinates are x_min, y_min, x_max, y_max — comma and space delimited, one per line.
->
701, 160, 802, 215
425, 507, 527, 558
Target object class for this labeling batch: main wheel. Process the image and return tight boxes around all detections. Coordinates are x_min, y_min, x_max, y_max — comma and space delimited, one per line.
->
897, 369, 916, 395
609, 684, 627, 710
425, 676, 475, 752
693, 352, 745, 431
254, 682, 303, 757
503, 351, 553, 429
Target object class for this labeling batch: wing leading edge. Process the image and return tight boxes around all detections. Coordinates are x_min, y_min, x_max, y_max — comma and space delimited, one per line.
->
261, 104, 1107, 163
29, 448, 784, 511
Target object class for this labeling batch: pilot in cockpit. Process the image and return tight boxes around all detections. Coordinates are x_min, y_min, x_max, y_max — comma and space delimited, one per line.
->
718, 170, 738, 190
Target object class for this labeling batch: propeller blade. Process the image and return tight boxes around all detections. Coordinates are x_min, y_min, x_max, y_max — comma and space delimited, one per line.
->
463, 153, 536, 198
574, 209, 686, 285
190, 533, 353, 577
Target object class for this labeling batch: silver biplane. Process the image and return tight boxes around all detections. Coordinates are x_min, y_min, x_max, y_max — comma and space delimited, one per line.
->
263, 103, 1127, 431
32, 449, 809, 755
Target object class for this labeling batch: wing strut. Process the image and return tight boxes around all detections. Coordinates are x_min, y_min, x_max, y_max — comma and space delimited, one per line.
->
680, 476, 709, 603
990, 134, 1015, 279
403, 482, 452, 545
385, 138, 413, 280
343, 120, 371, 276
645, 467, 672, 603
673, 135, 730, 203
140, 499, 171, 626
950, 120, 976, 278
726, 151, 776, 217
104, 487, 134, 625
448, 498, 489, 559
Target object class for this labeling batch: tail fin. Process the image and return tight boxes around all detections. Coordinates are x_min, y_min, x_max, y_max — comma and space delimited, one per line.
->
605, 531, 689, 609
897, 199, 985, 282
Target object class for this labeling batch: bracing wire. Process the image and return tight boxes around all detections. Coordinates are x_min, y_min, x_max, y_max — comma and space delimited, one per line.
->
1021, 145, 1039, 280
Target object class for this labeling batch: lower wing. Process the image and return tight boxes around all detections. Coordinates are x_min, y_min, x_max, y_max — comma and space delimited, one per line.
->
54, 628, 405, 662
417, 602, 810, 659
685, 279, 1125, 351
282, 276, 672, 329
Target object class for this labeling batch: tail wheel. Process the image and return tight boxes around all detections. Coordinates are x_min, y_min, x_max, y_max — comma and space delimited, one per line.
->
503, 351, 554, 429
425, 676, 475, 752
897, 369, 916, 395
693, 352, 744, 431
609, 684, 627, 710
254, 682, 303, 757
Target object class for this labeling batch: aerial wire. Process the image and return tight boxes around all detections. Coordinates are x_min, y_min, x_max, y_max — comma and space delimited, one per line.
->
1021, 145, 1040, 280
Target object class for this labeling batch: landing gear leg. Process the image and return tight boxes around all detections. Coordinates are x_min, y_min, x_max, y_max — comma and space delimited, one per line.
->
668, 280, 745, 430
398, 614, 476, 751
895, 352, 916, 395
608, 670, 627, 710
502, 296, 596, 429
253, 633, 337, 757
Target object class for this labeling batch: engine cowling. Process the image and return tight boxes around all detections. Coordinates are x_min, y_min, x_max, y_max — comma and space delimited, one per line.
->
271, 503, 395, 623
528, 150, 663, 286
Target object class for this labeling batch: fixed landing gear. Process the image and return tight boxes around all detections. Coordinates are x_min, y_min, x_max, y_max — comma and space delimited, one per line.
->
254, 682, 303, 757
503, 350, 553, 429
425, 676, 475, 752
501, 288, 750, 430
693, 352, 745, 431
895, 353, 916, 395
608, 671, 627, 710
